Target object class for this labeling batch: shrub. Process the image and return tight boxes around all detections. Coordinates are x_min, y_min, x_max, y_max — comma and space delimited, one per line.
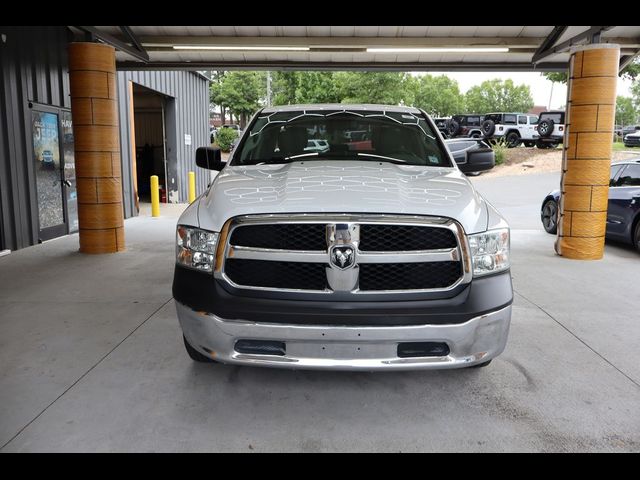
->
216, 127, 239, 152
491, 138, 507, 166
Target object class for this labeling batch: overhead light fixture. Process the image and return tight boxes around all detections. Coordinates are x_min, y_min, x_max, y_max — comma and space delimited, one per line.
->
173, 45, 310, 51
366, 47, 510, 53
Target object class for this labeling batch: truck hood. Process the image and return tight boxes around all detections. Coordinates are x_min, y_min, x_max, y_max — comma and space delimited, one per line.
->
197, 161, 488, 234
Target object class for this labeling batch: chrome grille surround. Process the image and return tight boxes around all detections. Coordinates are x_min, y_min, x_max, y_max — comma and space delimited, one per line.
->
215, 214, 473, 295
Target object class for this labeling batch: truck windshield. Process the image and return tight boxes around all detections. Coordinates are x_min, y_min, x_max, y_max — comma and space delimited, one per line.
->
232, 108, 451, 167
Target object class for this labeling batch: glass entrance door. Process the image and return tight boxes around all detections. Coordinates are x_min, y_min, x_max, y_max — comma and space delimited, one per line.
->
32, 109, 67, 241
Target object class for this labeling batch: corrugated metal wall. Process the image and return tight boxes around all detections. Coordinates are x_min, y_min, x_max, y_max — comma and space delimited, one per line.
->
0, 26, 72, 251
116, 71, 210, 218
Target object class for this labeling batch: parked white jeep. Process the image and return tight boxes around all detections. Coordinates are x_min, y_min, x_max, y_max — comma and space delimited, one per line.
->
173, 104, 513, 371
481, 112, 539, 148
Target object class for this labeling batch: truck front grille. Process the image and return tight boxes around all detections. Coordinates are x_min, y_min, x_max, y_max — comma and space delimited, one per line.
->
359, 224, 457, 251
229, 223, 327, 251
359, 262, 462, 291
225, 259, 327, 290
217, 215, 470, 295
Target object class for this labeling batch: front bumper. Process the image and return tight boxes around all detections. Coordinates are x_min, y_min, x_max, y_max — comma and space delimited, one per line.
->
176, 302, 512, 371
173, 267, 513, 327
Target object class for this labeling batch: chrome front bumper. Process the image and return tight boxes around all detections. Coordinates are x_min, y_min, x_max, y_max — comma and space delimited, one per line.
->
176, 301, 511, 371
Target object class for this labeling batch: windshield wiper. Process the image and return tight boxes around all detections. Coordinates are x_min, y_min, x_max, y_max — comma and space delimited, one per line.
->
251, 152, 412, 166
355, 153, 409, 164
253, 152, 319, 165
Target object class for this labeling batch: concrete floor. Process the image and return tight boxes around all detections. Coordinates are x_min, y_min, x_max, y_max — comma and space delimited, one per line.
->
1, 175, 639, 452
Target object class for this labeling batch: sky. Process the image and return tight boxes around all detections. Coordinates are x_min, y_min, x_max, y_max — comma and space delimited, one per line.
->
427, 71, 634, 110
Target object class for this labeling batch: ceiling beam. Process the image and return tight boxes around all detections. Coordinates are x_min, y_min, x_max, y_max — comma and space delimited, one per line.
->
134, 36, 548, 49
619, 49, 640, 72
532, 26, 568, 63
533, 26, 615, 63
116, 60, 569, 72
119, 26, 148, 58
74, 26, 149, 62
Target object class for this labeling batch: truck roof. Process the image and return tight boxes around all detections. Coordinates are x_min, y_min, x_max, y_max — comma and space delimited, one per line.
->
261, 103, 423, 114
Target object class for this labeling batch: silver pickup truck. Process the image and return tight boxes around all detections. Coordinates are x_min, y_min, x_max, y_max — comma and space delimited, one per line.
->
173, 104, 512, 371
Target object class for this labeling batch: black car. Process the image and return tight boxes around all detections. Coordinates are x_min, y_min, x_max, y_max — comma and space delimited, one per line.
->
615, 125, 640, 138
541, 159, 640, 252
623, 130, 640, 148
446, 114, 484, 138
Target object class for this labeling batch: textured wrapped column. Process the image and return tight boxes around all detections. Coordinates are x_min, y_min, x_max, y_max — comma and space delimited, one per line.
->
556, 44, 620, 260
69, 42, 125, 253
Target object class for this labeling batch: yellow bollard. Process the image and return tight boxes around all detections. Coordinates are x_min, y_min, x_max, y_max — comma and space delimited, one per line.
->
188, 171, 196, 204
150, 175, 160, 217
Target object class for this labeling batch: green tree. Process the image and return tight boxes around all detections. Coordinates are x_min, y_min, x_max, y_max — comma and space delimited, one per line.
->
616, 96, 638, 126
297, 72, 342, 103
410, 74, 464, 117
209, 71, 228, 123
218, 71, 264, 127
464, 79, 534, 113
272, 72, 299, 105
621, 59, 640, 81
335, 72, 411, 105
542, 72, 568, 84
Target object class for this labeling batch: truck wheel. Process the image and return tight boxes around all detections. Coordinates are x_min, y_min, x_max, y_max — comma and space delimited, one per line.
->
481, 119, 496, 137
634, 220, 640, 252
506, 131, 520, 148
183, 335, 217, 363
469, 359, 492, 368
537, 119, 555, 138
524, 141, 535, 147
541, 199, 558, 234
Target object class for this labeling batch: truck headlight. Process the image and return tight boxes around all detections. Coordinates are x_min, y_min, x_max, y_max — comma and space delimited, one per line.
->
176, 225, 218, 272
467, 228, 510, 277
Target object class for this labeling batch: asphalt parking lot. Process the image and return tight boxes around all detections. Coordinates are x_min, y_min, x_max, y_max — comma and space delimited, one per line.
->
1, 172, 639, 452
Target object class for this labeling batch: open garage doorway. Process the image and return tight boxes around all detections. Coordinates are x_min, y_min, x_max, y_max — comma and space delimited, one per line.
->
131, 84, 171, 205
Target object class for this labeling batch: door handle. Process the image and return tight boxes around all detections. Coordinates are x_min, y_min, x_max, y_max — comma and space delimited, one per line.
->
63, 180, 72, 187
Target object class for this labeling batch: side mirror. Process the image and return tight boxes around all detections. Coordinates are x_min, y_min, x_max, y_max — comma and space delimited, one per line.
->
457, 147, 495, 174
196, 146, 225, 171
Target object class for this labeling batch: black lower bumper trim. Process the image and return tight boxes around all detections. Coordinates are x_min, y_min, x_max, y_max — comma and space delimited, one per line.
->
172, 266, 512, 327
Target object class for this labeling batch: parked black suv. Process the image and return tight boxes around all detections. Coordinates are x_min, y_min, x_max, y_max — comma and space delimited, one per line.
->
433, 118, 450, 138
446, 114, 484, 138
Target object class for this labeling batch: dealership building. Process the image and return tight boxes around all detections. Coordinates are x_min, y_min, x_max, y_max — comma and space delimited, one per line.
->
0, 26, 210, 252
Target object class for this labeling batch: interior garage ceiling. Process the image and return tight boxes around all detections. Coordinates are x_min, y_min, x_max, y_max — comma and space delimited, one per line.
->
70, 26, 640, 72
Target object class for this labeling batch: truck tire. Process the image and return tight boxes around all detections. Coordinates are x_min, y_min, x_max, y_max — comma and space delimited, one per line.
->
447, 119, 460, 136
634, 219, 640, 252
524, 141, 535, 147
183, 335, 217, 363
481, 119, 496, 137
537, 119, 555, 138
505, 131, 520, 148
